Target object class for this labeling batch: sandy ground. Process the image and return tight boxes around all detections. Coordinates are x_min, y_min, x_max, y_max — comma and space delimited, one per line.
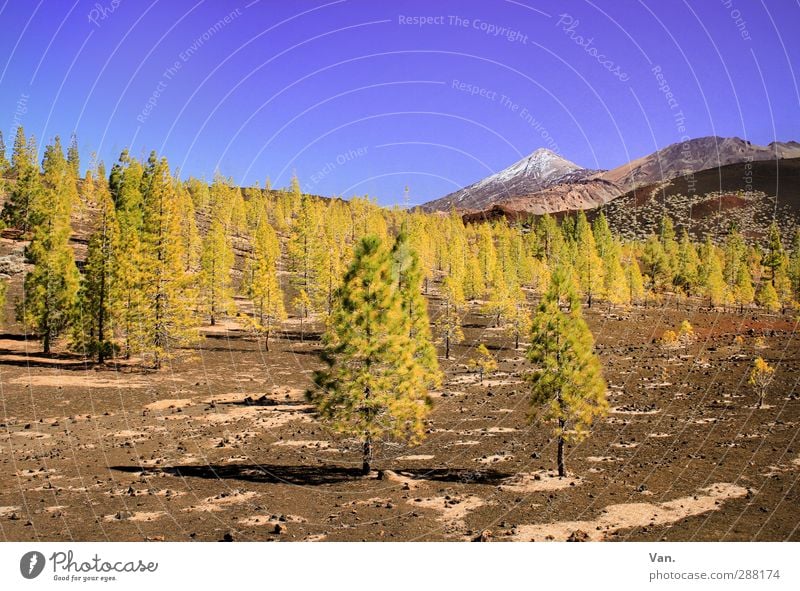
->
1, 288, 799, 541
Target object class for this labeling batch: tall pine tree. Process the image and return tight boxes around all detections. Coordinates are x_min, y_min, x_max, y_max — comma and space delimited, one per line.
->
309, 235, 435, 474
526, 264, 608, 477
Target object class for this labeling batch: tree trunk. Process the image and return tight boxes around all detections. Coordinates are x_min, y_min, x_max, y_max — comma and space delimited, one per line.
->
264, 328, 270, 352
362, 436, 373, 475
445, 334, 450, 359
98, 266, 106, 363
557, 419, 567, 478
557, 433, 566, 477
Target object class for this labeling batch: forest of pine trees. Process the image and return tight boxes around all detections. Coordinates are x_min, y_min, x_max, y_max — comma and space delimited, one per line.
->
2, 130, 800, 473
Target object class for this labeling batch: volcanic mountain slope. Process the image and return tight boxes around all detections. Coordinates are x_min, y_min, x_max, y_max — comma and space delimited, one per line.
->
598, 136, 800, 191
424, 136, 800, 217
421, 148, 598, 212
590, 157, 800, 243
463, 158, 800, 245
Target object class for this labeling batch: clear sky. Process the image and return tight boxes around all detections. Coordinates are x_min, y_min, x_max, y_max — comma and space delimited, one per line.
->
1, 0, 798, 205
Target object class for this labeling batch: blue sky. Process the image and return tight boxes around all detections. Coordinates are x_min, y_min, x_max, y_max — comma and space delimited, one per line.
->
1, 0, 798, 205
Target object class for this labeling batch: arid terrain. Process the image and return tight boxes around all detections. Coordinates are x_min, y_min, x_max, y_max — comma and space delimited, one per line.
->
1, 253, 798, 541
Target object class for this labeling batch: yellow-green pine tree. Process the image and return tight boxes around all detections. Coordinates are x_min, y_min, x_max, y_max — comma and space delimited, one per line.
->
391, 229, 442, 390
200, 218, 235, 326
76, 170, 122, 362
526, 264, 608, 477
138, 154, 196, 368
308, 235, 434, 474
247, 219, 286, 351
435, 275, 465, 360
18, 137, 80, 353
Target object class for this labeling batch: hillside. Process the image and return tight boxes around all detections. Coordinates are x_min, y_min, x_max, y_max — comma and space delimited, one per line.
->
429, 136, 800, 219
590, 157, 800, 242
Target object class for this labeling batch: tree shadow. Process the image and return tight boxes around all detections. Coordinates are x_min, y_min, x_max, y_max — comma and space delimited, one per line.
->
111, 463, 513, 486
112, 463, 364, 485
397, 467, 513, 484
0, 350, 99, 370
278, 330, 322, 343
213, 394, 311, 408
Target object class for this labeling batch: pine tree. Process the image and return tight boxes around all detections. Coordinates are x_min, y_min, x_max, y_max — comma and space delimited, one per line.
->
484, 268, 513, 327
288, 193, 321, 303
0, 130, 9, 177
468, 344, 497, 384
391, 230, 442, 390
749, 356, 775, 408
0, 278, 6, 325
526, 264, 608, 477
673, 229, 700, 296
757, 280, 780, 312
176, 180, 200, 273
76, 171, 121, 362
2, 126, 42, 231
641, 234, 669, 292
462, 249, 485, 301
308, 235, 435, 474
658, 215, 678, 278
435, 276, 465, 360
67, 132, 80, 178
476, 223, 497, 287
622, 244, 645, 304
763, 222, 785, 287
505, 288, 531, 350
700, 238, 729, 307
247, 220, 286, 351
137, 154, 196, 368
17, 138, 80, 353
734, 261, 755, 311
199, 218, 235, 325
788, 228, 800, 304
574, 212, 603, 307
293, 289, 312, 342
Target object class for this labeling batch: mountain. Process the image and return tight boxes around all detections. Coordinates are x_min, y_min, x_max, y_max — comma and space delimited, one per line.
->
598, 136, 800, 190
421, 136, 800, 216
420, 148, 598, 212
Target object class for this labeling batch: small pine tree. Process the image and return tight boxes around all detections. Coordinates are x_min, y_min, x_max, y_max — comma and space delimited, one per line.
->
293, 289, 312, 342
435, 276, 465, 360
748, 356, 774, 409
526, 264, 608, 477
484, 269, 513, 328
468, 344, 497, 384
67, 132, 80, 178
505, 291, 531, 350
757, 280, 780, 312
308, 235, 435, 474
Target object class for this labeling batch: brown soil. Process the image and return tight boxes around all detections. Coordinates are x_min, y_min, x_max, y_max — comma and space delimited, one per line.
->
1, 293, 799, 542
